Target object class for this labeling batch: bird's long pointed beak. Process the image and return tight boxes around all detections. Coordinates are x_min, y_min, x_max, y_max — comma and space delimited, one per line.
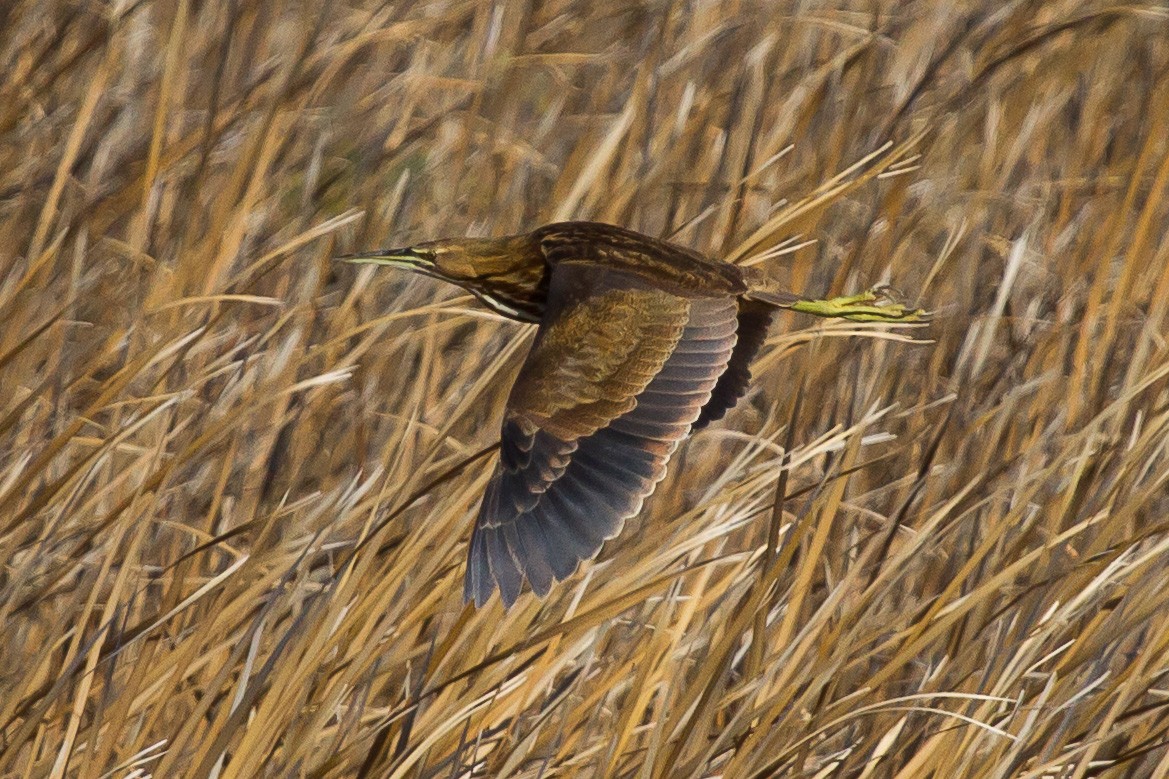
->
335, 247, 434, 270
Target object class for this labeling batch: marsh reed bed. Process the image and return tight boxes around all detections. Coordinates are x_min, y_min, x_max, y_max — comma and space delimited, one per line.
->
2, 1, 1169, 776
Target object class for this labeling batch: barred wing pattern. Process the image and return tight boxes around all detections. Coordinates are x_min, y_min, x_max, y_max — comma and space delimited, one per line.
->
465, 263, 739, 607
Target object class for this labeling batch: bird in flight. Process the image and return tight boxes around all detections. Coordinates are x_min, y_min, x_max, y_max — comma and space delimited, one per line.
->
342, 222, 924, 608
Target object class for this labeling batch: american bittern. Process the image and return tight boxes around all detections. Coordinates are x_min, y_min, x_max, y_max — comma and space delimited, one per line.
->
343, 221, 924, 608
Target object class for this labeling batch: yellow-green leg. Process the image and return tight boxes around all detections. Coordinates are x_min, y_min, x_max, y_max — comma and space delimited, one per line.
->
789, 288, 927, 323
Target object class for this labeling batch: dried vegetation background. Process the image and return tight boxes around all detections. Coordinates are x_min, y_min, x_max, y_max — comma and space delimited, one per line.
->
3, 1, 1169, 776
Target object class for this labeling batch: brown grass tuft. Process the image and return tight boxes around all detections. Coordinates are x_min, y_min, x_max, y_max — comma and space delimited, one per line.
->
3, 1, 1169, 776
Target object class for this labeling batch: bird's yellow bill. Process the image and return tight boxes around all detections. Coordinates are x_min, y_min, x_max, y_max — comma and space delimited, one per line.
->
336, 248, 434, 271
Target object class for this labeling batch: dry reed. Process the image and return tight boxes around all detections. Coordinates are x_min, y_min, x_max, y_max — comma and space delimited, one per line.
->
2, 1, 1169, 776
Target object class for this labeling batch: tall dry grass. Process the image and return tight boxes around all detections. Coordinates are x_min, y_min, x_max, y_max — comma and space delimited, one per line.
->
3, 1, 1169, 776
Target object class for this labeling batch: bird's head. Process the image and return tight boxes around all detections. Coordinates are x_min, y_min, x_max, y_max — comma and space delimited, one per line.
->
339, 234, 547, 321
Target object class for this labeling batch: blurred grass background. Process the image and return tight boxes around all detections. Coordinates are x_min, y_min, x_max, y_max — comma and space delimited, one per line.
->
3, 1, 1169, 776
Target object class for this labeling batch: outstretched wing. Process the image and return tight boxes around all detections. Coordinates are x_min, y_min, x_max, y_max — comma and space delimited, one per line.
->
693, 299, 774, 428
466, 262, 739, 607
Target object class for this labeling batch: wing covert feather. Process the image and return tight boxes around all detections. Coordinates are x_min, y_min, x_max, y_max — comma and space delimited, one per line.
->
466, 263, 740, 607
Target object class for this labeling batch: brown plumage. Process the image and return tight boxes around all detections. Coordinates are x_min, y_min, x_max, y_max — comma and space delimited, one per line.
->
342, 221, 923, 608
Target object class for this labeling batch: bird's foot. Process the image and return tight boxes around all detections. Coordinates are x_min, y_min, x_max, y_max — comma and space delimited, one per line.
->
790, 286, 928, 323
